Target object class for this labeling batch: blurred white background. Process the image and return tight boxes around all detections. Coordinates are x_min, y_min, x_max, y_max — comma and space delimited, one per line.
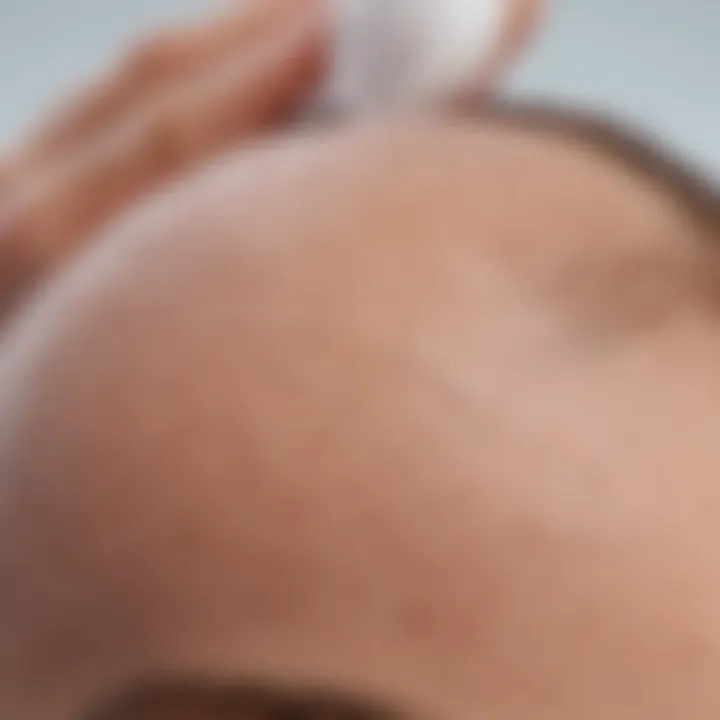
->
0, 0, 718, 176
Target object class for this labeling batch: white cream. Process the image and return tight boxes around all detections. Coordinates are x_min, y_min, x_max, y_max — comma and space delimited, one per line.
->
320, 0, 507, 115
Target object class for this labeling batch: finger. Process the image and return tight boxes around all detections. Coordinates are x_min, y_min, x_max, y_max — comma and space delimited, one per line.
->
0, 206, 36, 325
14, 0, 319, 168
1, 8, 325, 299
476, 0, 544, 89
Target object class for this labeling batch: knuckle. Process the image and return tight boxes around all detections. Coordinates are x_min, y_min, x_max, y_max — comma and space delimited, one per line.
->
144, 99, 197, 170
121, 31, 180, 82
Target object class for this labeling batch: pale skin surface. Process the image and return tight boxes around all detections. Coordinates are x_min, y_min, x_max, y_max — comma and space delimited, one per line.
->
5, 1, 720, 719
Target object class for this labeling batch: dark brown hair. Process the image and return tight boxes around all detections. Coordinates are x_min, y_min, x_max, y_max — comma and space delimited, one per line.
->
89, 682, 399, 720
477, 99, 720, 240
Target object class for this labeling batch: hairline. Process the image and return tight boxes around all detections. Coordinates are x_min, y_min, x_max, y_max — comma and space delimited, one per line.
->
473, 99, 720, 241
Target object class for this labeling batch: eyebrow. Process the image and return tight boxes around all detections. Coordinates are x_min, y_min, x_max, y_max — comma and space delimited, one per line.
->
471, 99, 720, 239
88, 681, 399, 720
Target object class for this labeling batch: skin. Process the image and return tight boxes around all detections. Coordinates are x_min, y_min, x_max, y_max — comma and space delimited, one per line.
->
0, 0, 328, 319
5, 1, 720, 719
0, 0, 538, 319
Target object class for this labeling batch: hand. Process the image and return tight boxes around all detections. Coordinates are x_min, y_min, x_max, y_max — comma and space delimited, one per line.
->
0, 0, 325, 322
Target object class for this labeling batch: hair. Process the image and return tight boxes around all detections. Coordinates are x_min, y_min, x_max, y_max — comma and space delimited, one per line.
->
89, 682, 399, 720
460, 98, 720, 339
477, 99, 720, 240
